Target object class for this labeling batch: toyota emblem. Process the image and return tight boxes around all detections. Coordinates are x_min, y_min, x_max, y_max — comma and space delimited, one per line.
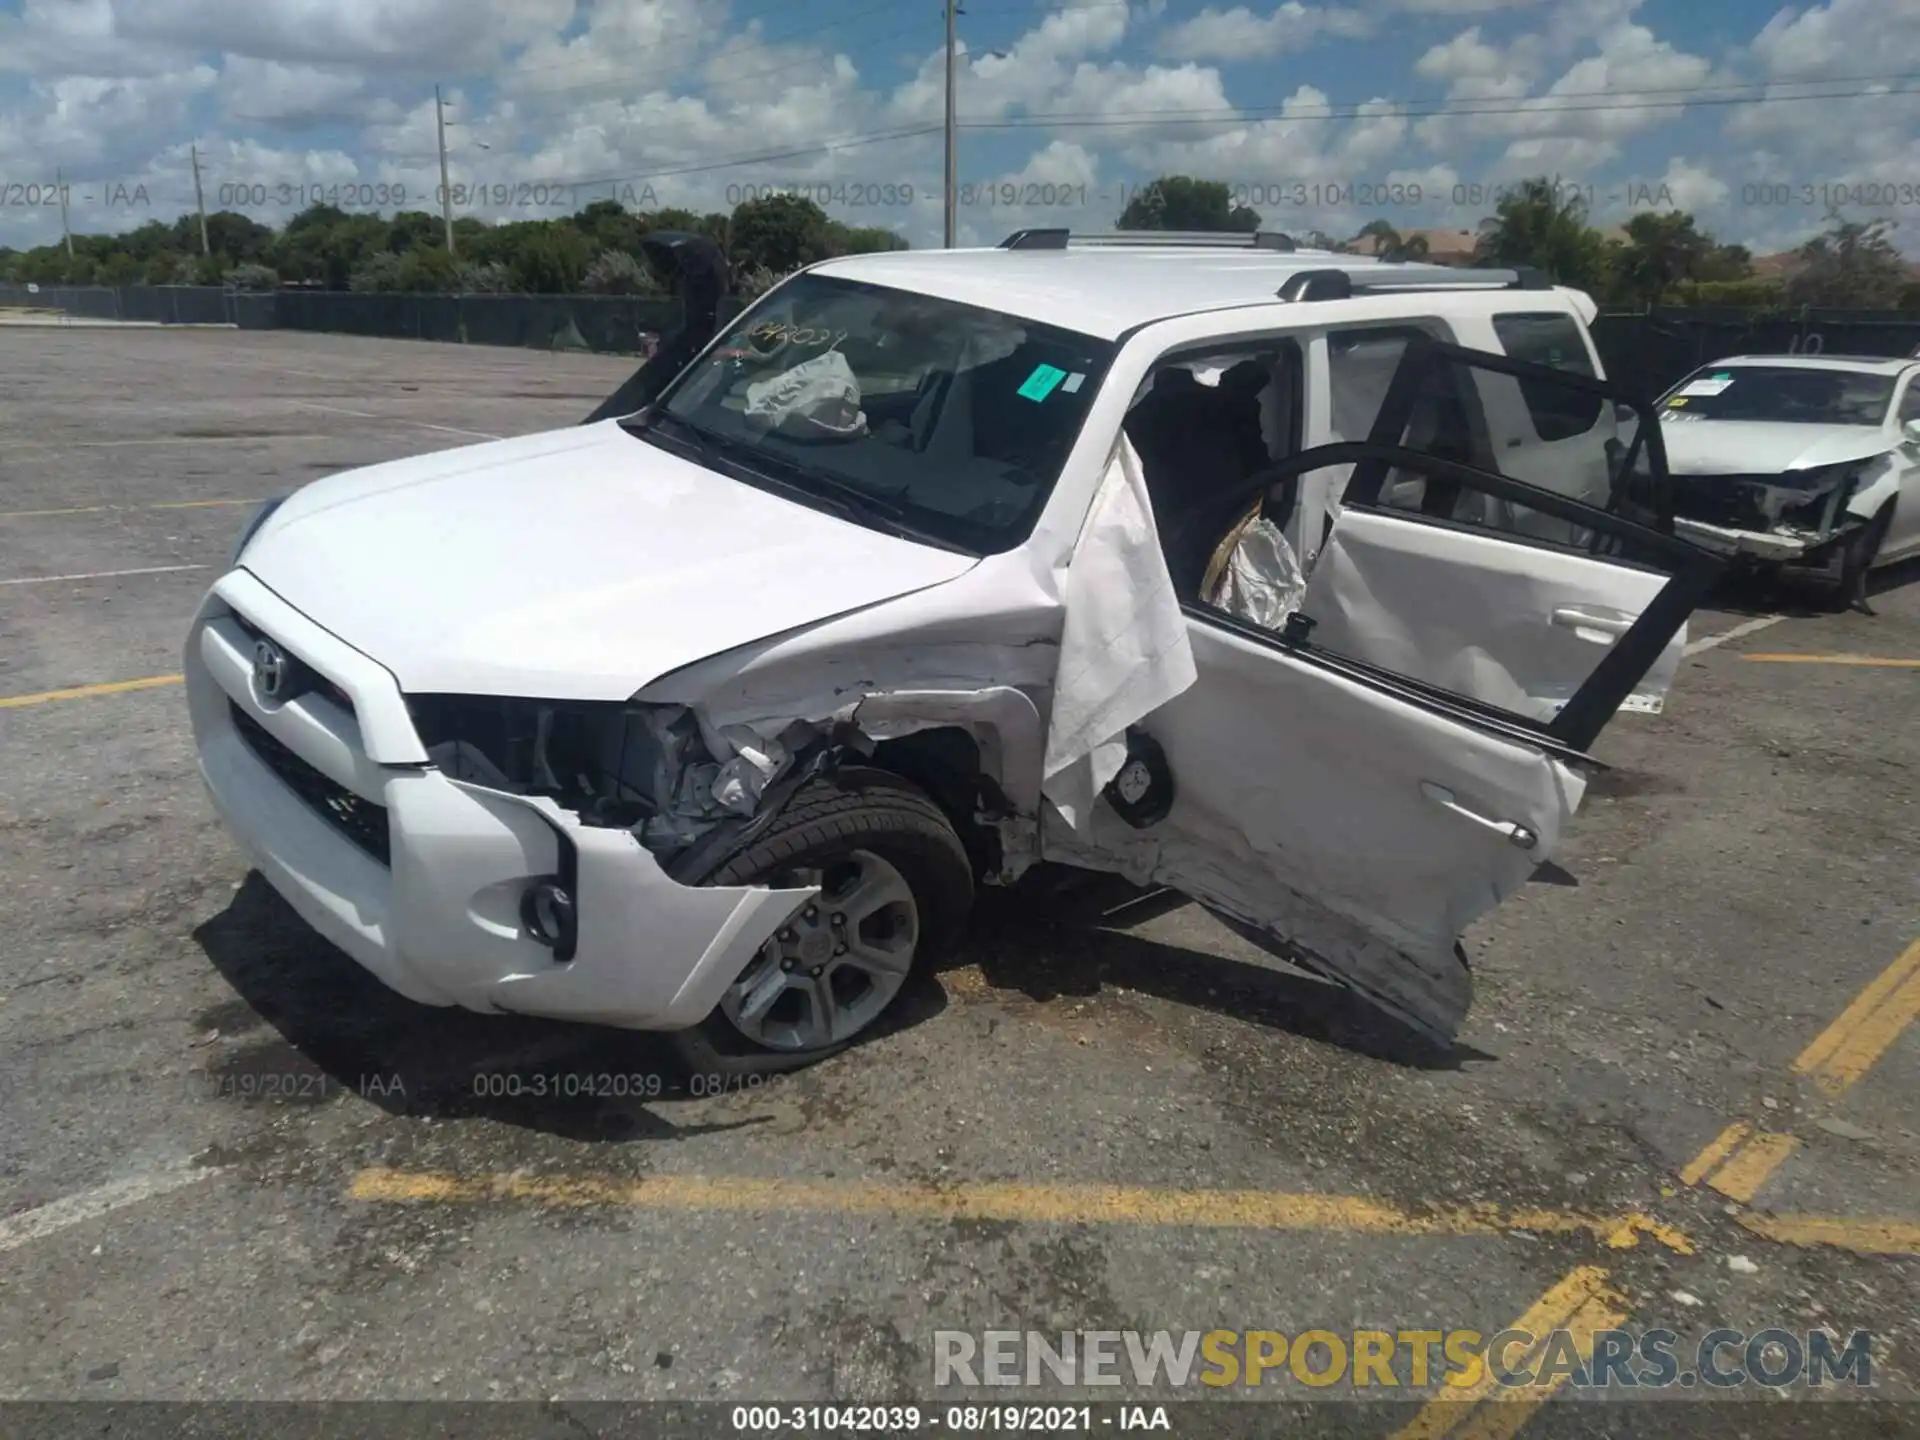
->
253, 639, 288, 700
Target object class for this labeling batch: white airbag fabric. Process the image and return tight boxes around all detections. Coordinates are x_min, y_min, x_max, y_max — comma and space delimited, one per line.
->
745, 349, 868, 438
1211, 517, 1307, 630
1041, 437, 1197, 831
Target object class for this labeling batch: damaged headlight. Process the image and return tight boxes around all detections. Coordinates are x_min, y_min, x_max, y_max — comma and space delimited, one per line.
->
1769, 463, 1865, 532
405, 695, 813, 859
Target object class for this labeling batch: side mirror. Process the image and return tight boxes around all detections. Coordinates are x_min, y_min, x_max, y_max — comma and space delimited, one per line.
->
1904, 417, 1920, 446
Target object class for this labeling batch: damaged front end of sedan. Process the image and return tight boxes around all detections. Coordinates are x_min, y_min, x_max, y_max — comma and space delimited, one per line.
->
1667, 457, 1889, 578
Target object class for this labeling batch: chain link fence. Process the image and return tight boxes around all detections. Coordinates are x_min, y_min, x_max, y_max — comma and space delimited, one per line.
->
0, 283, 707, 355
1590, 307, 1920, 402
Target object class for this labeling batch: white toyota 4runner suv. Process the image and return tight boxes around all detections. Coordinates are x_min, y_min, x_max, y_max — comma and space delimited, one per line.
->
185, 228, 1720, 1074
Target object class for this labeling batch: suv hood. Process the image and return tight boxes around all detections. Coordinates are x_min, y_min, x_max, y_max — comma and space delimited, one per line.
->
239, 420, 977, 699
1660, 420, 1892, 476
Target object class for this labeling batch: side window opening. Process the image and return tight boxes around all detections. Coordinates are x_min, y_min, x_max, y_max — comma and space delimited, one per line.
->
1123, 340, 1305, 601
1326, 324, 1494, 523
1489, 312, 1603, 443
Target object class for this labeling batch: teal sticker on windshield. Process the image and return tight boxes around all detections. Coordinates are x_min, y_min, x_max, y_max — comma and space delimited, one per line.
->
1018, 364, 1068, 401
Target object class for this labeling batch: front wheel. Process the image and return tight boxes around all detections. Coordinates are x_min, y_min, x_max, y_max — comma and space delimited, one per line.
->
667, 767, 975, 1078
1826, 502, 1893, 613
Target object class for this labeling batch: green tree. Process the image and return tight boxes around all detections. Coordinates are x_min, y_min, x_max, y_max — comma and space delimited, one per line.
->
573, 198, 644, 257
1473, 177, 1607, 290
398, 245, 460, 291
728, 194, 832, 273
1352, 219, 1428, 260
274, 205, 389, 288
1787, 213, 1909, 308
203, 211, 276, 266
1116, 176, 1260, 232
507, 227, 591, 293
1695, 242, 1753, 283
387, 210, 444, 254
826, 221, 909, 255
1608, 211, 1716, 306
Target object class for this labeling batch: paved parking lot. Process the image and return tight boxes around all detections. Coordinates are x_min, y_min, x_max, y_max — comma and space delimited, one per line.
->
1, 327, 1916, 1434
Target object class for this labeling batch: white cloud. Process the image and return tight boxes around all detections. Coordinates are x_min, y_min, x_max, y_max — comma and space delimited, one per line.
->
1156, 4, 1375, 62
113, 0, 575, 71
1, 0, 1915, 257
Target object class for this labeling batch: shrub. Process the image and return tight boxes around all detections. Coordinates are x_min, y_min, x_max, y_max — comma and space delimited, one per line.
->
224, 262, 280, 291
582, 249, 661, 295
457, 261, 512, 293
348, 251, 406, 292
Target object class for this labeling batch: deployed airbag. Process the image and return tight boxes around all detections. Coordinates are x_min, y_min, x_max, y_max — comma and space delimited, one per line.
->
1041, 437, 1197, 830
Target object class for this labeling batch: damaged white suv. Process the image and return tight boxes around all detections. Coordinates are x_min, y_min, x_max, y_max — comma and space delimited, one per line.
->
186, 228, 1721, 1073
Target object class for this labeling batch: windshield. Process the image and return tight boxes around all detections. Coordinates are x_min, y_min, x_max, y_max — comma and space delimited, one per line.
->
1659, 365, 1895, 426
639, 273, 1117, 554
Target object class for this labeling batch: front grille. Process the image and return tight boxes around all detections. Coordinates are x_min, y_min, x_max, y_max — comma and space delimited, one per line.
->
1670, 474, 1772, 530
227, 610, 354, 714
230, 703, 391, 866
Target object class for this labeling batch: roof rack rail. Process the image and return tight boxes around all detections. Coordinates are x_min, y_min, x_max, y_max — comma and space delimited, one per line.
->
998, 228, 1299, 251
1274, 264, 1556, 301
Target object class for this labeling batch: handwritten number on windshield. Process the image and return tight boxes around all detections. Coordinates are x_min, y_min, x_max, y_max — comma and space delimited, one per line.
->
747, 322, 849, 351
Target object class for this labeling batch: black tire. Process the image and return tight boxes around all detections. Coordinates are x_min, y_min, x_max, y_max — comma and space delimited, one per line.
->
1827, 502, 1893, 613
666, 766, 975, 1078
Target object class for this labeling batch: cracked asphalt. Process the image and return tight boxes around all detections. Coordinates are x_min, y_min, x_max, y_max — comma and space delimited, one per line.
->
0, 327, 1915, 1436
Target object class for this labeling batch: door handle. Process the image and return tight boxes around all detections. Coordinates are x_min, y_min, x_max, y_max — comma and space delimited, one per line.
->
1551, 605, 1633, 639
1420, 782, 1538, 850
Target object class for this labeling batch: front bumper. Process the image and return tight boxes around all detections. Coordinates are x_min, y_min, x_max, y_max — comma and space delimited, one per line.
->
1670, 516, 1815, 561
1670, 517, 1850, 576
185, 569, 814, 1030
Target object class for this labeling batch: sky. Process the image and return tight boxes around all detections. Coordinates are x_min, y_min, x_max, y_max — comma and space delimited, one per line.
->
1, 0, 1916, 258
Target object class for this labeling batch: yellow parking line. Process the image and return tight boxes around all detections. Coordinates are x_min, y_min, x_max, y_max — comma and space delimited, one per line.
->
1675, 1122, 1800, 1203
1676, 1121, 1749, 1186
1702, 1132, 1801, 1203
1738, 1214, 1920, 1256
1793, 938, 1920, 1096
0, 497, 259, 520
1389, 1266, 1625, 1440
346, 1167, 1691, 1250
1741, 653, 1920, 668
0, 674, 184, 709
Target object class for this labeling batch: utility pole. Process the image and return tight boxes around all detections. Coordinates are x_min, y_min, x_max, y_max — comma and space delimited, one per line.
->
435, 84, 457, 257
55, 166, 74, 258
190, 144, 211, 255
943, 0, 957, 249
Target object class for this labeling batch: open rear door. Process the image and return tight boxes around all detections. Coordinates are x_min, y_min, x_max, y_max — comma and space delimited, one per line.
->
1301, 331, 1693, 727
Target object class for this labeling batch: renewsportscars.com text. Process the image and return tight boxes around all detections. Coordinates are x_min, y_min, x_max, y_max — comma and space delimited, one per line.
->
933, 1327, 1874, 1391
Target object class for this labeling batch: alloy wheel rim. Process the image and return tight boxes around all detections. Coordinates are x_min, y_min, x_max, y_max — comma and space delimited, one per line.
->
719, 849, 919, 1052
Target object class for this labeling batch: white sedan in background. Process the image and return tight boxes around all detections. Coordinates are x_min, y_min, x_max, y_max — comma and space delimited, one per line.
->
1657, 354, 1920, 609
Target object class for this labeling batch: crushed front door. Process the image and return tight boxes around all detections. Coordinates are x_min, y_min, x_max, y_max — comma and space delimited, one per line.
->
1054, 338, 1721, 1045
